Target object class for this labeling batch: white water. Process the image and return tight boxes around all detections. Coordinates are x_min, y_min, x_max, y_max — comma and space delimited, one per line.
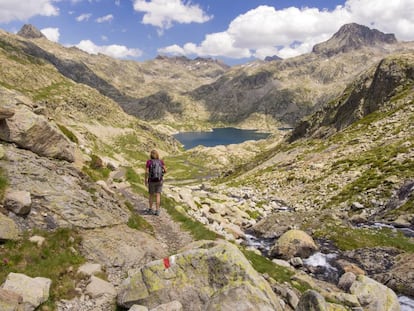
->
400, 296, 414, 311
303, 252, 337, 270
244, 235, 414, 310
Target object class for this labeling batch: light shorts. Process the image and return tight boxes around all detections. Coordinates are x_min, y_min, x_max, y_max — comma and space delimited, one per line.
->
148, 181, 163, 194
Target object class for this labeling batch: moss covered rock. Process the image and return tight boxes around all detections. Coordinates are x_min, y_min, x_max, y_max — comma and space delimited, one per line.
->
117, 239, 283, 311
350, 275, 400, 311
270, 229, 319, 260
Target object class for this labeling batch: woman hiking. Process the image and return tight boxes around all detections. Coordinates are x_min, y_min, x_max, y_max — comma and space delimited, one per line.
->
145, 149, 167, 215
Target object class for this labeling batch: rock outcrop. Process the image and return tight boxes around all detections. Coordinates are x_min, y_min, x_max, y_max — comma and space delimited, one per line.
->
117, 239, 284, 311
0, 101, 76, 162
17, 24, 46, 39
1, 273, 51, 311
313, 23, 397, 56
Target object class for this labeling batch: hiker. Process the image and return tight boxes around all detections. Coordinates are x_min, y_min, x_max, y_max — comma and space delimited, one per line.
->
145, 149, 167, 215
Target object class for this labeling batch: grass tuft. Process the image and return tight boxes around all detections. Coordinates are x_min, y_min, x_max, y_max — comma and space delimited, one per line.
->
0, 228, 86, 309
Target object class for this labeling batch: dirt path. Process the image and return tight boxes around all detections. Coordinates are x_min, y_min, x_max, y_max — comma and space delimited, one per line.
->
119, 187, 194, 255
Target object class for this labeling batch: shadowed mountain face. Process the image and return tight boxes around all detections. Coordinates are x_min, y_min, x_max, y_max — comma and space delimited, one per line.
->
188, 23, 406, 127
4, 23, 411, 130
289, 53, 414, 141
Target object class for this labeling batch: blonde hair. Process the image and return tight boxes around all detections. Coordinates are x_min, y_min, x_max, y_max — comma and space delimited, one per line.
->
150, 149, 159, 159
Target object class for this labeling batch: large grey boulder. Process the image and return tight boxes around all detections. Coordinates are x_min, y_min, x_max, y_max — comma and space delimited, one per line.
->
117, 239, 284, 311
85, 276, 116, 298
270, 229, 319, 260
1, 273, 51, 311
0, 213, 19, 240
349, 275, 401, 311
0, 104, 75, 162
4, 189, 31, 215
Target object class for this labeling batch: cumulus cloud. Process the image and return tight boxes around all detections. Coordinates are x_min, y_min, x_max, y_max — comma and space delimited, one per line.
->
96, 14, 113, 23
0, 0, 59, 23
41, 27, 60, 42
76, 13, 92, 22
75, 39, 142, 59
159, 0, 414, 60
133, 0, 212, 32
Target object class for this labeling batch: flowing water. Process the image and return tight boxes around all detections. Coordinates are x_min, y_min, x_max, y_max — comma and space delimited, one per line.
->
244, 232, 414, 309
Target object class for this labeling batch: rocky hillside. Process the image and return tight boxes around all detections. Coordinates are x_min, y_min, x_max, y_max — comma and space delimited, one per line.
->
188, 23, 413, 129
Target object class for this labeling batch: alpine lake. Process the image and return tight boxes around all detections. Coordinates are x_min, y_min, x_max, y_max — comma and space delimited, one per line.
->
173, 127, 271, 150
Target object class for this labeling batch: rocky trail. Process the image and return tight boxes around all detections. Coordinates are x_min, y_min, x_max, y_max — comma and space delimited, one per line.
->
118, 186, 194, 255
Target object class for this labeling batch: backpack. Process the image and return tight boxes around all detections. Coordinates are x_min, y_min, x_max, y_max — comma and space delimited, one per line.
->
149, 159, 163, 182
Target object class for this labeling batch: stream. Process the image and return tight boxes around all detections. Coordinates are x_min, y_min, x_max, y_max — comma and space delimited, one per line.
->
244, 224, 414, 310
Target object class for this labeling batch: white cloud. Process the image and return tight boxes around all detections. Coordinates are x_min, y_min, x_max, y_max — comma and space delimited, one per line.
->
0, 0, 59, 23
133, 0, 212, 31
75, 39, 142, 59
159, 0, 414, 60
76, 13, 92, 22
96, 14, 113, 23
41, 27, 60, 42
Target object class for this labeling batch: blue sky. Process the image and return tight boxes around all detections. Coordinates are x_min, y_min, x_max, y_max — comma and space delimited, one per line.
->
0, 0, 413, 65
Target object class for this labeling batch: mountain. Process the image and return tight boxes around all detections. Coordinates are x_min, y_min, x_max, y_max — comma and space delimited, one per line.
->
0, 23, 413, 310
289, 52, 414, 141
313, 23, 397, 56
187, 23, 410, 129
6, 23, 411, 132
17, 24, 46, 39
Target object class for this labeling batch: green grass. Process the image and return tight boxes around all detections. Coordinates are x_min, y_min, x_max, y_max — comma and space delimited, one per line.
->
241, 248, 294, 283
57, 124, 79, 144
161, 196, 220, 241
165, 153, 219, 183
326, 140, 414, 208
314, 224, 414, 252
0, 167, 8, 200
82, 154, 111, 182
32, 82, 73, 101
0, 228, 86, 309
125, 201, 154, 235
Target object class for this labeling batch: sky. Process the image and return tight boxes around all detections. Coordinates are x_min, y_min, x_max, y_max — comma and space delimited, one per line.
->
0, 0, 413, 65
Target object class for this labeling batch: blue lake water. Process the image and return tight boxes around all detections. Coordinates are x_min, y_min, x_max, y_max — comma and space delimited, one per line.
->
174, 127, 270, 150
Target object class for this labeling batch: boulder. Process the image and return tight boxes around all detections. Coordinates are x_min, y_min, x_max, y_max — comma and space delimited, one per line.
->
77, 263, 103, 276
338, 272, 357, 292
375, 253, 414, 297
296, 290, 350, 311
85, 276, 116, 298
0, 104, 75, 162
295, 290, 326, 311
0, 214, 19, 240
349, 275, 400, 311
151, 300, 183, 311
4, 189, 31, 215
270, 229, 318, 260
117, 239, 283, 311
0, 107, 14, 120
2, 272, 51, 311
29, 235, 45, 247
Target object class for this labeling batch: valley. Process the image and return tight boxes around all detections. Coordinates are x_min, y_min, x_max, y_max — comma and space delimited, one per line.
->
0, 23, 413, 310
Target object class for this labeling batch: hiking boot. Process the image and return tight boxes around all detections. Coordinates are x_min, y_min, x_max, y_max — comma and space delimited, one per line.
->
155, 209, 160, 216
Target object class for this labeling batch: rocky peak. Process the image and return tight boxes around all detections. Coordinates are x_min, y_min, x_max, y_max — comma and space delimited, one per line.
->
264, 55, 283, 62
17, 24, 46, 39
312, 23, 397, 56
